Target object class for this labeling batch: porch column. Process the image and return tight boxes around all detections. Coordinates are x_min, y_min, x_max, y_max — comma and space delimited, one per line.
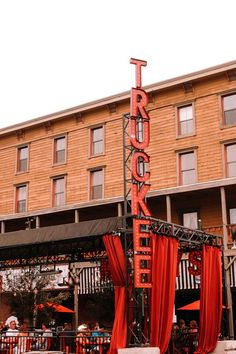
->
1, 221, 5, 234
166, 195, 171, 223
118, 202, 123, 217
35, 216, 40, 229
220, 186, 234, 338
75, 209, 79, 223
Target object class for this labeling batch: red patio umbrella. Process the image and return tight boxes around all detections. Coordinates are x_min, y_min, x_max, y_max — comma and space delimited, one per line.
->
177, 300, 226, 311
36, 302, 75, 313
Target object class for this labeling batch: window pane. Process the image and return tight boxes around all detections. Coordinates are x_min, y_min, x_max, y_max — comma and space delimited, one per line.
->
181, 153, 195, 170
18, 200, 26, 213
92, 170, 103, 186
183, 212, 198, 229
92, 185, 102, 199
20, 147, 28, 159
224, 94, 236, 110
55, 137, 66, 163
54, 178, 65, 206
225, 110, 236, 125
180, 152, 196, 185
228, 162, 236, 177
230, 209, 236, 224
91, 170, 103, 199
179, 106, 193, 121
56, 137, 65, 151
182, 170, 196, 185
92, 127, 103, 155
227, 144, 236, 162
180, 120, 193, 135
56, 150, 65, 163
18, 147, 28, 172
93, 141, 103, 155
178, 105, 193, 135
18, 186, 26, 200
224, 94, 236, 125
17, 186, 27, 212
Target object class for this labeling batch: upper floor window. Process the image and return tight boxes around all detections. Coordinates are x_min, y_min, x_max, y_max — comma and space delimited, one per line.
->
178, 105, 194, 136
226, 143, 236, 177
183, 211, 198, 229
15, 184, 27, 213
222, 93, 236, 126
91, 126, 104, 156
179, 151, 196, 185
17, 146, 29, 173
53, 136, 66, 164
90, 169, 103, 200
52, 177, 65, 207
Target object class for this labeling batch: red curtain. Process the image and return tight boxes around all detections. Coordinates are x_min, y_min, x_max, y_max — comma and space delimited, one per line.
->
195, 245, 222, 354
150, 234, 178, 353
103, 234, 127, 354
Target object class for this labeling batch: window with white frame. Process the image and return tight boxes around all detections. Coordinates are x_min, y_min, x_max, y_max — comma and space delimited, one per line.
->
183, 212, 198, 229
179, 151, 196, 185
222, 93, 236, 126
178, 104, 194, 136
16, 185, 27, 213
53, 177, 65, 207
17, 145, 29, 172
90, 169, 103, 199
226, 143, 236, 177
91, 126, 104, 156
230, 208, 236, 224
53, 136, 66, 164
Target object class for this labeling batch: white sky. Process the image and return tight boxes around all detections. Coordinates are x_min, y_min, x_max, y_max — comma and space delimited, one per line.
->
0, 0, 236, 129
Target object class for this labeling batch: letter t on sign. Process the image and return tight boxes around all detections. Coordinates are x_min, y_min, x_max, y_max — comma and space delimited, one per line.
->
130, 58, 147, 88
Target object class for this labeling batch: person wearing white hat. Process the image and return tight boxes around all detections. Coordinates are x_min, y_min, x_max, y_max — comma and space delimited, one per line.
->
76, 323, 89, 352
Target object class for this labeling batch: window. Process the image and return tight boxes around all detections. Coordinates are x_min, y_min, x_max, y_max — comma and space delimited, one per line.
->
90, 169, 103, 199
183, 212, 198, 229
53, 136, 66, 164
91, 127, 104, 156
16, 185, 27, 213
222, 93, 236, 125
230, 208, 236, 224
179, 151, 196, 185
17, 146, 29, 172
178, 105, 193, 136
53, 177, 65, 207
226, 144, 236, 177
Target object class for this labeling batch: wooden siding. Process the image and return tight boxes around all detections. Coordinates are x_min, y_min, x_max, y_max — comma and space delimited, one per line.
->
0, 69, 235, 215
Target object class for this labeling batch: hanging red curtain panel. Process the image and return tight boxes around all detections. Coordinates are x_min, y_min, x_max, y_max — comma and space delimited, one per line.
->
150, 234, 178, 353
195, 245, 222, 354
103, 234, 127, 354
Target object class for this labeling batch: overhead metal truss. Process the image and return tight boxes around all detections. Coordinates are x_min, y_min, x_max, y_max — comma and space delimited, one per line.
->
149, 217, 222, 250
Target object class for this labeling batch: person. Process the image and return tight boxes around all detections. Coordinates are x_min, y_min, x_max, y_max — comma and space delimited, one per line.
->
178, 318, 187, 330
18, 321, 30, 354
76, 324, 90, 353
189, 320, 199, 351
36, 323, 53, 350
60, 322, 75, 352
3, 320, 19, 354
5, 312, 19, 328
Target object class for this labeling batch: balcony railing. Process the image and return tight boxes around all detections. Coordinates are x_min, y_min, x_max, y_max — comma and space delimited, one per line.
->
203, 224, 236, 245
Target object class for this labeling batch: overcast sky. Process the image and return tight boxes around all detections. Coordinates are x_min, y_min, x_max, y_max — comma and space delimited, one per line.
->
0, 0, 236, 129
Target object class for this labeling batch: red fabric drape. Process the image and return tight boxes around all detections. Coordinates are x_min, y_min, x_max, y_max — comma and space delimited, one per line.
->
150, 234, 178, 353
195, 245, 222, 354
103, 234, 127, 354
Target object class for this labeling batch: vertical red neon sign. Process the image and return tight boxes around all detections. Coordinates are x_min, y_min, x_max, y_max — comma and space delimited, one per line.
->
130, 58, 152, 288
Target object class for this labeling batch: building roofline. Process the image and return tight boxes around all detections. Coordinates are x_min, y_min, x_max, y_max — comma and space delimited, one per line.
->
1, 59, 236, 136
